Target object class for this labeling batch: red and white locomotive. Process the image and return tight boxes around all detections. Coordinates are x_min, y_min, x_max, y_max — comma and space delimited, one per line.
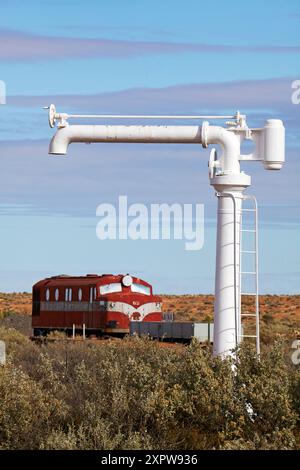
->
32, 273, 162, 336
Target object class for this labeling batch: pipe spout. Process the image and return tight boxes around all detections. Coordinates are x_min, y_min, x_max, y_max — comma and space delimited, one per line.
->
49, 124, 205, 155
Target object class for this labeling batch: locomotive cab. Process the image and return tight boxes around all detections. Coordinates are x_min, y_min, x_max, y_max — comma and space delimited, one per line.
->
97, 274, 161, 333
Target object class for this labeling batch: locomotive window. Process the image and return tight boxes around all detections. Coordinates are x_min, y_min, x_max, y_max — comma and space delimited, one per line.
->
46, 288, 50, 301
131, 283, 150, 295
78, 288, 82, 301
94, 287, 97, 299
55, 288, 59, 301
65, 288, 72, 302
99, 283, 122, 295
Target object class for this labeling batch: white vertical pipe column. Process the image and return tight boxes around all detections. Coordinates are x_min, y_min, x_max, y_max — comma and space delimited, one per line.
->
214, 191, 242, 355
211, 174, 251, 357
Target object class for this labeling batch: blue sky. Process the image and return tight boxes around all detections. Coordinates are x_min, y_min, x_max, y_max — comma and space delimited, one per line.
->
0, 0, 299, 293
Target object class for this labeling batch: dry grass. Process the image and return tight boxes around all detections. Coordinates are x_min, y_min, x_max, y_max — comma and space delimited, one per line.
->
162, 294, 300, 321
0, 292, 31, 316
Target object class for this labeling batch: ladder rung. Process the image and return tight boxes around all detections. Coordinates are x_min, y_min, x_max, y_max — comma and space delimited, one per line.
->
241, 293, 256, 296
242, 209, 256, 212
241, 229, 256, 232
240, 335, 257, 338
241, 250, 256, 254
241, 271, 256, 275
241, 314, 256, 317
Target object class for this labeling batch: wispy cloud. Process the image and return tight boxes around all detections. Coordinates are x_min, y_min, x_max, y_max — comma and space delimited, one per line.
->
8, 77, 297, 115
0, 139, 299, 218
1, 29, 300, 62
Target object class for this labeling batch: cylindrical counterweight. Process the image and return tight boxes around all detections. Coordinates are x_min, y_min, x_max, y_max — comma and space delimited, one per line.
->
263, 119, 285, 170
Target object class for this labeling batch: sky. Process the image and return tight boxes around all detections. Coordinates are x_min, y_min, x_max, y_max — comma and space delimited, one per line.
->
0, 0, 299, 293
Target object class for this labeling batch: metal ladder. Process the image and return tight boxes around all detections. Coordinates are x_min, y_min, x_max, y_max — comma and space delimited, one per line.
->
239, 195, 260, 355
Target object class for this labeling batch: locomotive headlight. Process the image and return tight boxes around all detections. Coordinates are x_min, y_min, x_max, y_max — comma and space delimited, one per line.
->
122, 274, 133, 287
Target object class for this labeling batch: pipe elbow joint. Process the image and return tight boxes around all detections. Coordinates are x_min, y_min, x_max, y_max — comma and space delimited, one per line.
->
205, 125, 241, 174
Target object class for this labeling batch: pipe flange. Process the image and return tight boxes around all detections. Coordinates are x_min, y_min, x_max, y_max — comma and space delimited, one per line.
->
201, 120, 209, 148
48, 104, 56, 128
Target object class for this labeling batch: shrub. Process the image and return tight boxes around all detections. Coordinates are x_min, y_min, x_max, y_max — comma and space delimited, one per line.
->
0, 326, 29, 354
0, 364, 66, 449
0, 328, 298, 450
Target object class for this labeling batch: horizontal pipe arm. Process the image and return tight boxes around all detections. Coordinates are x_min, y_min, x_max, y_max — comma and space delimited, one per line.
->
49, 125, 204, 154
49, 124, 241, 174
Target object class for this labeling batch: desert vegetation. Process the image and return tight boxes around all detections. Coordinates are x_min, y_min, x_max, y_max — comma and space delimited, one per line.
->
0, 293, 299, 450
0, 326, 299, 450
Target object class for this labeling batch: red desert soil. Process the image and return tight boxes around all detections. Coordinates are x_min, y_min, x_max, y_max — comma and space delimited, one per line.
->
0, 293, 299, 343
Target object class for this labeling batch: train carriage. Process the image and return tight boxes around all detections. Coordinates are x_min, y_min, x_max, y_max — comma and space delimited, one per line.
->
32, 273, 162, 336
